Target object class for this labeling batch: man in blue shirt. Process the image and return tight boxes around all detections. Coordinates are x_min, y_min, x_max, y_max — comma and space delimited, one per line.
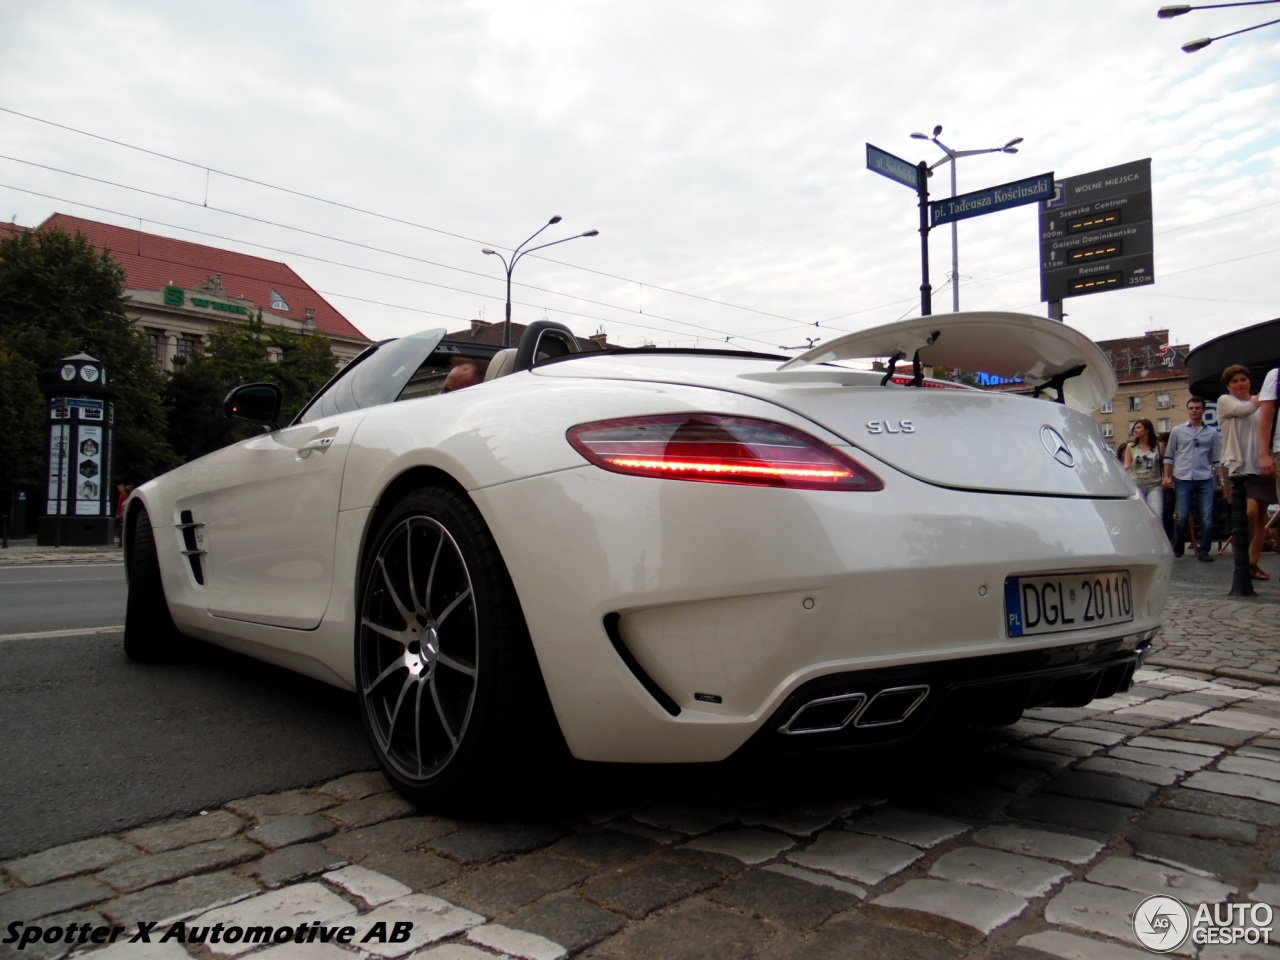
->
1162, 397, 1223, 561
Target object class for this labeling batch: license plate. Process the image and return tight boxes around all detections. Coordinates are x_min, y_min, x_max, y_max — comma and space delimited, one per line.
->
1005, 570, 1133, 637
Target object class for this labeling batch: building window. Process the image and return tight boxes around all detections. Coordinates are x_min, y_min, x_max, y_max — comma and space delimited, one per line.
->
1156, 393, 1172, 409
145, 329, 163, 368
1158, 418, 1171, 434
1101, 422, 1115, 438
1128, 396, 1142, 411
1101, 400, 1114, 414
175, 337, 198, 364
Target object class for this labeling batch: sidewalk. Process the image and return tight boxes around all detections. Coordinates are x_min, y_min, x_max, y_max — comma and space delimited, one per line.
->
1148, 547, 1280, 684
0, 538, 123, 565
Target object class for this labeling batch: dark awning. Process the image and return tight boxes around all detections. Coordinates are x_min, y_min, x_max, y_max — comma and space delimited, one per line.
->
1185, 317, 1280, 400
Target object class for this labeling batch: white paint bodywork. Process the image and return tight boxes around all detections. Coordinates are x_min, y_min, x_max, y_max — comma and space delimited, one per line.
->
130, 312, 1171, 764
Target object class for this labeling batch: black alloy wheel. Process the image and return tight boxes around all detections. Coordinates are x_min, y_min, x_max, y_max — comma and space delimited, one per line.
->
355, 486, 541, 806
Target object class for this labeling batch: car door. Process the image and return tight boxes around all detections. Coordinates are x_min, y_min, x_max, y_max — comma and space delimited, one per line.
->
199, 328, 447, 630
200, 408, 369, 629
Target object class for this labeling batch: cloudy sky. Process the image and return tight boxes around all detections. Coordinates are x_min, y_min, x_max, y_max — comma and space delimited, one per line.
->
2, 0, 1278, 356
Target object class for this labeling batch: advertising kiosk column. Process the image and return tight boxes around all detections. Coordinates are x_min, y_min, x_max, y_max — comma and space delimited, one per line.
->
38, 353, 118, 546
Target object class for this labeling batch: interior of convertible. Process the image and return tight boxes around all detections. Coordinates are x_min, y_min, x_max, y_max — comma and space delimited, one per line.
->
396, 320, 583, 401
284, 321, 586, 425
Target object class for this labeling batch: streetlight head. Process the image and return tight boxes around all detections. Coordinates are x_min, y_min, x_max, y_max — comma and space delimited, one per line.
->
548, 215, 563, 225
910, 131, 930, 140
1182, 36, 1212, 51
932, 124, 943, 137
1158, 5, 1191, 18
582, 230, 600, 237
1003, 137, 1024, 151
481, 248, 497, 255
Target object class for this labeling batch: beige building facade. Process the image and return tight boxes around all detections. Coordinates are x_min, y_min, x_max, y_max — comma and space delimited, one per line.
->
1090, 330, 1192, 445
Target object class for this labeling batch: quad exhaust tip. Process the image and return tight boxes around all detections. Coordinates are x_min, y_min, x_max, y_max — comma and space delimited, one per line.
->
780, 685, 930, 735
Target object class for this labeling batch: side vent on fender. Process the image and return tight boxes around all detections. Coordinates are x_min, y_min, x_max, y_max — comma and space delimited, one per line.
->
178, 510, 206, 585
603, 613, 681, 716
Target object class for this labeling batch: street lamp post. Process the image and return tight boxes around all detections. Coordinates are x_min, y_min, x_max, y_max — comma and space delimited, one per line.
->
910, 125, 1023, 312
1158, 0, 1280, 51
482, 217, 600, 347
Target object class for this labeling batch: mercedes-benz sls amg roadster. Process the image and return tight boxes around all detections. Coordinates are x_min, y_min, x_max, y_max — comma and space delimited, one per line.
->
123, 312, 1171, 805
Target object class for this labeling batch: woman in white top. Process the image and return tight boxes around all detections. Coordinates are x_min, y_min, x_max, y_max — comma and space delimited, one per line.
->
1218, 364, 1269, 580
1122, 418, 1164, 518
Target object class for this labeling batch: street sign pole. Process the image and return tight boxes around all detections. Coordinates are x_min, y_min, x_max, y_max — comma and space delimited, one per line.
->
866, 143, 933, 317
917, 161, 931, 317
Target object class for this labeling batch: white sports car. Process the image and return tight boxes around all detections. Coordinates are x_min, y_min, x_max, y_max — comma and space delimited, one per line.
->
125, 312, 1171, 805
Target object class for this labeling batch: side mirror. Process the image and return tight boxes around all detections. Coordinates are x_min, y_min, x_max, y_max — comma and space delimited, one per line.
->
224, 383, 283, 430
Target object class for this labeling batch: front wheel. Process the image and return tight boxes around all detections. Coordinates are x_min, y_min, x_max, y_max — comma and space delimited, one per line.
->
355, 487, 547, 807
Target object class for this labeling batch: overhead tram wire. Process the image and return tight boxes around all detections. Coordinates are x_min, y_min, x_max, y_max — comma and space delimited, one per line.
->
0, 184, 738, 343
0, 106, 803, 327
0, 157, 791, 348
0, 181, 788, 350
0, 184, 741, 345
5, 107, 1276, 338
1, 187, 802, 348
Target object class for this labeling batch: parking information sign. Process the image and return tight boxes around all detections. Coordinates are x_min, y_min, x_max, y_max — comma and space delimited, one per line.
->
1039, 158, 1153, 301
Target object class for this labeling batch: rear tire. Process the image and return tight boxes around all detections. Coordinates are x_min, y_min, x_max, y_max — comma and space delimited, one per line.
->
355, 486, 551, 809
123, 508, 185, 662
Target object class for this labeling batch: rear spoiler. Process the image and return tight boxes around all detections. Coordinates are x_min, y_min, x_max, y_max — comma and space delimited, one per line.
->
779, 311, 1116, 413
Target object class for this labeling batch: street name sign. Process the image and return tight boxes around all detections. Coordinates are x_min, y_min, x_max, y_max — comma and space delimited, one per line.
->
1039, 158, 1153, 301
866, 143, 921, 191
930, 173, 1055, 227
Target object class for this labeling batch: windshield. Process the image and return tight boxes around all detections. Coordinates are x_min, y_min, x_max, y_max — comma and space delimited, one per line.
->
294, 329, 446, 424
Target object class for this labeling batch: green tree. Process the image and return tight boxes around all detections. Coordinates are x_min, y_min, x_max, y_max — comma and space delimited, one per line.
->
0, 342, 45, 495
164, 313, 338, 462
0, 228, 175, 487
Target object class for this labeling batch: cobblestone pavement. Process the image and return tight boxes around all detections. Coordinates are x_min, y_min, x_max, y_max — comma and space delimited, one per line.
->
6, 667, 1280, 960
2, 551, 1278, 959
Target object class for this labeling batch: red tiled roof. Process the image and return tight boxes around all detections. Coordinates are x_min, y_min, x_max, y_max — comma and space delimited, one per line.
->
34, 214, 368, 342
0, 221, 27, 240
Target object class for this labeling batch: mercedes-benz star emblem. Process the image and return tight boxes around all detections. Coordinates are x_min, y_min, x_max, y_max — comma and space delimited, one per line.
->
1040, 426, 1075, 467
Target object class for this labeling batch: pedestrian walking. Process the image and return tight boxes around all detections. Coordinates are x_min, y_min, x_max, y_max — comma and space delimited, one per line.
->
1122, 418, 1164, 518
1218, 364, 1273, 580
1258, 364, 1279, 561
1163, 397, 1222, 561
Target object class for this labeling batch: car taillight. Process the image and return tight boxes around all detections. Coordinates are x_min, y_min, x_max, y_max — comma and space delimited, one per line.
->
567, 415, 883, 491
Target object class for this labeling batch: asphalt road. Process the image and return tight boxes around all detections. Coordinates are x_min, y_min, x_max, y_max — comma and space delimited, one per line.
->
0, 563, 125, 635
0, 613, 376, 861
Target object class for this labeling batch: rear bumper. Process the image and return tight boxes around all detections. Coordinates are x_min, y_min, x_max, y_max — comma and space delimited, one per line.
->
736, 628, 1153, 758
474, 465, 1172, 764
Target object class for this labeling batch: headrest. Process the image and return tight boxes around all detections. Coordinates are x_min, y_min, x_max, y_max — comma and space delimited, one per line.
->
484, 348, 518, 381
